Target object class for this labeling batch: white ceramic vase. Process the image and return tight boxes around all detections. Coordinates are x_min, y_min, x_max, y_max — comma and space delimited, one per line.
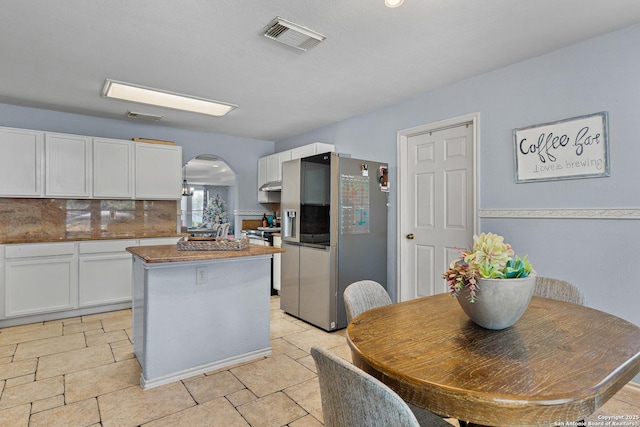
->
456, 273, 536, 330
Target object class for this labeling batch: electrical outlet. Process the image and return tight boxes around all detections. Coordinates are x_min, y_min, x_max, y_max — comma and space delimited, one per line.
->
196, 267, 207, 284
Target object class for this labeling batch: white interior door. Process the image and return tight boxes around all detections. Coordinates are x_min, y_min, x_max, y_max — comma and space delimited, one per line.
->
398, 116, 477, 301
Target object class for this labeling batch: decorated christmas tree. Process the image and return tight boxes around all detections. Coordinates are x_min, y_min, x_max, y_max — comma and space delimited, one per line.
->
203, 191, 228, 225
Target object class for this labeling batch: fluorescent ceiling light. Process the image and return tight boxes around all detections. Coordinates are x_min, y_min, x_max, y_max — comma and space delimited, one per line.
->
102, 79, 237, 117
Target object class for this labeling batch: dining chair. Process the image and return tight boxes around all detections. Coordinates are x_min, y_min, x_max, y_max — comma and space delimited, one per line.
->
311, 346, 452, 427
534, 276, 587, 305
343, 282, 464, 426
343, 280, 392, 322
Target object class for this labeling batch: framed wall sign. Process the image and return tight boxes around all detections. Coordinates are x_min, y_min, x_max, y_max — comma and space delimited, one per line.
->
514, 111, 610, 183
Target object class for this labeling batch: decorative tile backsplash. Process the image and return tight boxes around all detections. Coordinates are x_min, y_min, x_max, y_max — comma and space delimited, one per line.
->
0, 198, 179, 244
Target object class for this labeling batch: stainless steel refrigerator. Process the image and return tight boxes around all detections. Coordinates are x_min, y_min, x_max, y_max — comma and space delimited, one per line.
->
280, 152, 388, 331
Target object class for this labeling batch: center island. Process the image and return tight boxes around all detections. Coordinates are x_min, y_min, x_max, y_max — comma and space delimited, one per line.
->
126, 243, 284, 389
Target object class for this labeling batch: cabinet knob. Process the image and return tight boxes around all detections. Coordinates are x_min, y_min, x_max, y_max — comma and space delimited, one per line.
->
406, 233, 415, 240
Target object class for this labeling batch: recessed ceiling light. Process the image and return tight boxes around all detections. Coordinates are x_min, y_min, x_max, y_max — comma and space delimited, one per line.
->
102, 79, 237, 117
385, 0, 404, 7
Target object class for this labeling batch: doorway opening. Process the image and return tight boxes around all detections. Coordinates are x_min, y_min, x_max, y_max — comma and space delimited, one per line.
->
180, 155, 237, 237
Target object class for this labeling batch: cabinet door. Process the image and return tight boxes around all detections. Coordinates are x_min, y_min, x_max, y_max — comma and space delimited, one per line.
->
276, 151, 292, 181
78, 239, 136, 307
313, 143, 335, 155
291, 145, 316, 160
135, 143, 182, 199
93, 138, 134, 198
79, 253, 133, 306
0, 127, 43, 197
266, 154, 279, 183
45, 133, 92, 197
257, 157, 269, 203
5, 257, 76, 317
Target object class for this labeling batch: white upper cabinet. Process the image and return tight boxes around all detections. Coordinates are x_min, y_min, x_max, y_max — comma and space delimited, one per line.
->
258, 157, 268, 188
257, 143, 333, 204
0, 126, 183, 201
265, 151, 291, 183
93, 138, 134, 198
290, 142, 335, 160
135, 143, 182, 199
266, 154, 280, 183
258, 157, 279, 203
0, 127, 43, 197
45, 133, 92, 198
290, 145, 316, 160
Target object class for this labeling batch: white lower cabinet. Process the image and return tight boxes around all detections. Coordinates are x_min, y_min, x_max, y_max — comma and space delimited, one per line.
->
78, 240, 136, 307
1, 237, 181, 324
4, 242, 77, 317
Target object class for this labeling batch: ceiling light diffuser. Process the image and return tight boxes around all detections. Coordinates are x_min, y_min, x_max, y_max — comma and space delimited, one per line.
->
385, 0, 404, 7
102, 79, 237, 117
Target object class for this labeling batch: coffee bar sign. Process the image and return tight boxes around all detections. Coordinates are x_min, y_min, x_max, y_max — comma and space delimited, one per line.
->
514, 112, 610, 183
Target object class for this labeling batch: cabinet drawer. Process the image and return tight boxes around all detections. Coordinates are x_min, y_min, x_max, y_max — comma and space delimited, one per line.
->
79, 239, 137, 254
5, 242, 76, 259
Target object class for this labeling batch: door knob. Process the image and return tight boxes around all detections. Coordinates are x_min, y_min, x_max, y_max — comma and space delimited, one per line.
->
406, 233, 414, 240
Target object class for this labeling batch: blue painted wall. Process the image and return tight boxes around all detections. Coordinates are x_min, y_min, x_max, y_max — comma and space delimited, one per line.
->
276, 23, 640, 333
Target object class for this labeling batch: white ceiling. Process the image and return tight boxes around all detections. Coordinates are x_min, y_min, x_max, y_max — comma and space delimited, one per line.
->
2, 1, 640, 142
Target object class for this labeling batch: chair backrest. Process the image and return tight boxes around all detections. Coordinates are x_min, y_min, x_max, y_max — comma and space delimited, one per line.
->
311, 346, 421, 427
343, 280, 392, 322
534, 276, 587, 305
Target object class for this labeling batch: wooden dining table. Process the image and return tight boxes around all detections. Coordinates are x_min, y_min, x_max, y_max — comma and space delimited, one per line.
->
346, 293, 640, 427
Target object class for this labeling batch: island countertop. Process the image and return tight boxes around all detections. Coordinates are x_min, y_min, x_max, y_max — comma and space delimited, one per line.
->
126, 244, 285, 263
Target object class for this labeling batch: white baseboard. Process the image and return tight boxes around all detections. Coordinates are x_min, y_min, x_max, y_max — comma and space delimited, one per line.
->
139, 347, 272, 390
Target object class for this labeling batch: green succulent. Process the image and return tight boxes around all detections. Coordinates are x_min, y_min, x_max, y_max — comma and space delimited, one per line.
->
443, 233, 535, 303
503, 256, 532, 278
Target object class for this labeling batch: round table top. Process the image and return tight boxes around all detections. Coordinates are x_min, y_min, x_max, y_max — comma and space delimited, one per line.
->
346, 293, 640, 427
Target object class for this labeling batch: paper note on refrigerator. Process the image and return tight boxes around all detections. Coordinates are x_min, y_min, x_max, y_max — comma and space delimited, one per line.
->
340, 174, 370, 234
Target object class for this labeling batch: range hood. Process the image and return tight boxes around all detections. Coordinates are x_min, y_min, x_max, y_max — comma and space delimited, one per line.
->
260, 181, 282, 192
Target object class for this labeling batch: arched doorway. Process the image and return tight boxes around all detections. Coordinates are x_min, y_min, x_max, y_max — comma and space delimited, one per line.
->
181, 154, 236, 237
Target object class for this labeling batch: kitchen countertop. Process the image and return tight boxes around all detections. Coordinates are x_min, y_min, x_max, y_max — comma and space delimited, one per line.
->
127, 243, 284, 263
1, 233, 186, 245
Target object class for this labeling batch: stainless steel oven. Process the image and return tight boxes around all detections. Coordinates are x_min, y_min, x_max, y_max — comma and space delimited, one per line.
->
244, 227, 281, 295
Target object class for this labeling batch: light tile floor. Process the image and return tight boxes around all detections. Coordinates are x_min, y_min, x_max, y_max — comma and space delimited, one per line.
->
0, 296, 638, 426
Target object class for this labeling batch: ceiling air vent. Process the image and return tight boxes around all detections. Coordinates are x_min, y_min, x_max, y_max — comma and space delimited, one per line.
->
125, 110, 163, 121
262, 17, 325, 51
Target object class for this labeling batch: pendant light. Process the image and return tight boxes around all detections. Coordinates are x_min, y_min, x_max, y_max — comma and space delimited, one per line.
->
182, 165, 192, 197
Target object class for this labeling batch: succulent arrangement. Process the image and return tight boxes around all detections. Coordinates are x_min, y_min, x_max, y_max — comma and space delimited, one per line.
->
443, 232, 533, 302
